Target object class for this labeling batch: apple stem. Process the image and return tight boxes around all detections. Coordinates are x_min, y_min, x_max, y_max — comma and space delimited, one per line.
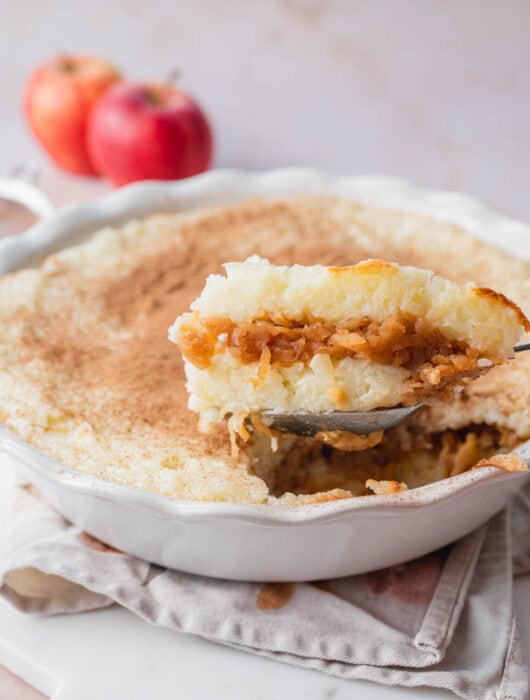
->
58, 56, 77, 73
166, 69, 182, 86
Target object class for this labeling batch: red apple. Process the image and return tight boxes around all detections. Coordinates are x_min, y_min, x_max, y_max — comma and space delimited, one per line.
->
86, 82, 213, 186
24, 54, 121, 175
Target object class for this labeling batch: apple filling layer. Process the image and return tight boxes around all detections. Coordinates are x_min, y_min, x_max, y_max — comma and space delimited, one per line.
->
176, 312, 492, 399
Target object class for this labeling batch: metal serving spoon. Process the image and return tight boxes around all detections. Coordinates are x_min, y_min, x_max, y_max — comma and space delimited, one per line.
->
260, 343, 530, 437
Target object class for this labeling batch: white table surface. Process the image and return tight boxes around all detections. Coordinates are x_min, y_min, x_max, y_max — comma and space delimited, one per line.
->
1, 2, 530, 697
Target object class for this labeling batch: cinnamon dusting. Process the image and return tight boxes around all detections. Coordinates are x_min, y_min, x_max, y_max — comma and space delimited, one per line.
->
18, 242, 231, 453
474, 287, 530, 331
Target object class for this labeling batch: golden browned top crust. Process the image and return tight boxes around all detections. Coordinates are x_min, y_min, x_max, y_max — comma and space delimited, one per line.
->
365, 479, 408, 495
474, 453, 528, 472
328, 260, 399, 275
0, 195, 529, 503
473, 287, 530, 331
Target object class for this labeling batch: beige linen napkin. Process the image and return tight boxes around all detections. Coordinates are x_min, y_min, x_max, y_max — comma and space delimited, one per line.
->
1, 479, 529, 700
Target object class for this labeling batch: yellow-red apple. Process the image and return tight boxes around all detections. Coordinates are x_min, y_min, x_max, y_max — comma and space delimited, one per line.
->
24, 54, 121, 175
86, 82, 213, 186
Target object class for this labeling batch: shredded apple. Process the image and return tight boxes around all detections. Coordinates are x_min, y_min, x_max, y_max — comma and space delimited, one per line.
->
176, 312, 492, 399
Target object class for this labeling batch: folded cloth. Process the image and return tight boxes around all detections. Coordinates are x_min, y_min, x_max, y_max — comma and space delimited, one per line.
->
1, 480, 529, 700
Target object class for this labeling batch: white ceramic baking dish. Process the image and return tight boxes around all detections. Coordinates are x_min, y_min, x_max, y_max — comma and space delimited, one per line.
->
0, 169, 528, 582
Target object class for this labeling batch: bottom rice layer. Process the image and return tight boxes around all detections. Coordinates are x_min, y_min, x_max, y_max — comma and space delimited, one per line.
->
245, 423, 524, 505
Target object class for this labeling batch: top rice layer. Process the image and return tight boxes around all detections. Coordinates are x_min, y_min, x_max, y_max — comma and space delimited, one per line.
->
180, 255, 528, 358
